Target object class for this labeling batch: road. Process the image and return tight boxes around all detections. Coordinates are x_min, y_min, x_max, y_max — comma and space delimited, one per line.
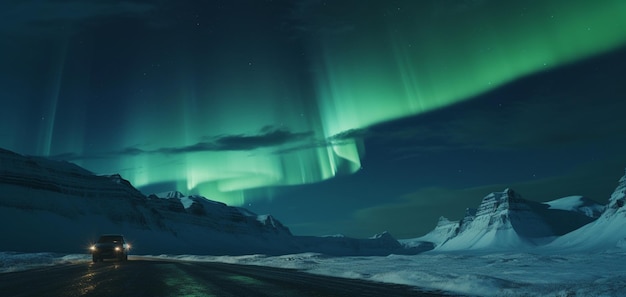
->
0, 257, 452, 297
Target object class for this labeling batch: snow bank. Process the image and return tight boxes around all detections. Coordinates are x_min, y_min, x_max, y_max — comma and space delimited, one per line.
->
143, 251, 626, 296
0, 252, 89, 273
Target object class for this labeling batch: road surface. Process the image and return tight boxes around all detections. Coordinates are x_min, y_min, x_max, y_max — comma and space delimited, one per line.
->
0, 256, 452, 296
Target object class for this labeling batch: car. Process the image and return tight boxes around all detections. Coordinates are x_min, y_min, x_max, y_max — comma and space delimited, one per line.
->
90, 234, 130, 262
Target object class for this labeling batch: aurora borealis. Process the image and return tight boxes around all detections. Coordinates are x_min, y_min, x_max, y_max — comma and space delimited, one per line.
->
2, 0, 626, 238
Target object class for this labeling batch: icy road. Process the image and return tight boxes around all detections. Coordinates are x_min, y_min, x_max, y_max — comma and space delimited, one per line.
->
0, 256, 446, 297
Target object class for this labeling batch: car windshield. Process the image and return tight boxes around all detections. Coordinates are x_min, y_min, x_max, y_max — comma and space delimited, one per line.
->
97, 236, 123, 244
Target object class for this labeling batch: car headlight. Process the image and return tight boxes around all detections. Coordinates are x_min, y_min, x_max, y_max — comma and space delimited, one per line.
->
115, 246, 121, 251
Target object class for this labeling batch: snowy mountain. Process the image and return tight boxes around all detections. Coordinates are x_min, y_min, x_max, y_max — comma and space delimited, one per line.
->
414, 188, 600, 251
0, 147, 292, 254
145, 191, 427, 255
149, 191, 292, 236
406, 216, 460, 248
545, 169, 626, 251
4, 146, 625, 255
0, 147, 415, 256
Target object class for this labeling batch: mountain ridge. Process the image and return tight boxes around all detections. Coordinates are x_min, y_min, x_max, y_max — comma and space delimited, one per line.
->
3, 147, 626, 255
404, 175, 623, 252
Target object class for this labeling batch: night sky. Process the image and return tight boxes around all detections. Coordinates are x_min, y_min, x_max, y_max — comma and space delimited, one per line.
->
2, 0, 626, 238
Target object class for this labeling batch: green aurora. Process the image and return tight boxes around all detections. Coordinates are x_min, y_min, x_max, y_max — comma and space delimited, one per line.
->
2, 0, 626, 206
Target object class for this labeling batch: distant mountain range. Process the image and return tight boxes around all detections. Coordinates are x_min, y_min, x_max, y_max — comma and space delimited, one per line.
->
0, 147, 426, 256
407, 189, 602, 250
403, 170, 626, 252
1, 147, 625, 255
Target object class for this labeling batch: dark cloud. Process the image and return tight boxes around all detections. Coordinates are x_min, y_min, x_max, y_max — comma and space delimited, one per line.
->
372, 96, 625, 159
50, 127, 316, 160
272, 128, 368, 155
213, 128, 313, 151
156, 142, 218, 155
328, 128, 369, 141
117, 147, 147, 156
154, 127, 313, 154
156, 127, 314, 154
362, 48, 626, 162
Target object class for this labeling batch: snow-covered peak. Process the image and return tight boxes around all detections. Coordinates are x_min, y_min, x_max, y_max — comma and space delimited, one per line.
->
155, 191, 185, 199
369, 231, 394, 240
256, 214, 289, 233
546, 195, 604, 218
476, 188, 526, 216
435, 189, 541, 250
435, 216, 454, 227
414, 217, 459, 247
363, 232, 404, 250
148, 190, 293, 236
433, 187, 598, 251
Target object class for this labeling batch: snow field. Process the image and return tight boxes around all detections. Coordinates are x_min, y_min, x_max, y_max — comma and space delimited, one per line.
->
6, 251, 624, 296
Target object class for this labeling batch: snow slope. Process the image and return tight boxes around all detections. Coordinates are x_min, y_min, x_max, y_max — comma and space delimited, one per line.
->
404, 216, 459, 248
545, 169, 626, 251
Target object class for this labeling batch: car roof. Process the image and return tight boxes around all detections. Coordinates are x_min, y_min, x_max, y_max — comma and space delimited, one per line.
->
98, 234, 125, 239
